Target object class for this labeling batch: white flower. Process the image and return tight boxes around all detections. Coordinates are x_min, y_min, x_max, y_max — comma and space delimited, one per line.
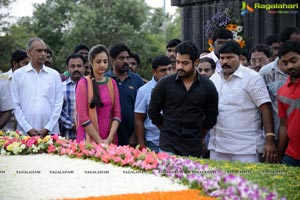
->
235, 36, 243, 41
237, 26, 243, 32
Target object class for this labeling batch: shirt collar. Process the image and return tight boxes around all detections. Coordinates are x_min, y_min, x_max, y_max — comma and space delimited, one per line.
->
149, 76, 158, 87
287, 77, 300, 87
219, 64, 243, 80
24, 63, 49, 73
232, 65, 244, 78
65, 77, 76, 84
107, 68, 132, 79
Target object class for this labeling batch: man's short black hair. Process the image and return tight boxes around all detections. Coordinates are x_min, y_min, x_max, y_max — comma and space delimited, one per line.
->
151, 55, 171, 70
218, 41, 241, 56
46, 48, 53, 56
66, 53, 84, 66
109, 43, 131, 59
249, 44, 272, 58
10, 49, 28, 68
212, 28, 233, 43
278, 41, 300, 58
278, 27, 300, 43
265, 34, 278, 45
199, 57, 216, 70
130, 52, 140, 66
74, 44, 90, 53
166, 39, 181, 49
175, 41, 200, 63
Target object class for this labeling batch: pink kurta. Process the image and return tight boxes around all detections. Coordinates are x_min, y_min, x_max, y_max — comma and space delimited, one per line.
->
75, 77, 121, 143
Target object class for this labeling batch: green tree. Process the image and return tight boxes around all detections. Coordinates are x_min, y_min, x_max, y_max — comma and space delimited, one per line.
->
0, 0, 15, 28
16, 0, 181, 78
31, 0, 151, 71
0, 17, 36, 71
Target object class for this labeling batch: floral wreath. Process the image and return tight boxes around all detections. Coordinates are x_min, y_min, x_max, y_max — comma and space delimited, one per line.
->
204, 8, 246, 51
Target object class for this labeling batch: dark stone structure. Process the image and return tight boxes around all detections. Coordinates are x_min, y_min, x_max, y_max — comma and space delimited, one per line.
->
171, 0, 300, 51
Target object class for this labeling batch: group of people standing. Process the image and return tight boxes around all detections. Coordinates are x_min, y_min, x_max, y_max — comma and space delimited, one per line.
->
0, 26, 299, 167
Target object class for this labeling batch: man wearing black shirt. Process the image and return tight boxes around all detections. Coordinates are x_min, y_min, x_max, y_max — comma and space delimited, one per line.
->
149, 41, 218, 157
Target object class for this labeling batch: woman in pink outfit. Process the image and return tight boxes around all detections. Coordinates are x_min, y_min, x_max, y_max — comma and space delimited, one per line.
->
76, 44, 121, 145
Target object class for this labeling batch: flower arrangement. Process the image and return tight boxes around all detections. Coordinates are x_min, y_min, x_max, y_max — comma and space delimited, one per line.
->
204, 8, 246, 50
0, 130, 288, 199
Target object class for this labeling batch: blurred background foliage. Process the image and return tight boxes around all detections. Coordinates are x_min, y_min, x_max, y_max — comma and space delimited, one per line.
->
0, 0, 181, 80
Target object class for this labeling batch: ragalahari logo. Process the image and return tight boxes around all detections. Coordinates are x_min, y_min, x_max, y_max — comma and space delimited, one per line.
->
240, 1, 254, 16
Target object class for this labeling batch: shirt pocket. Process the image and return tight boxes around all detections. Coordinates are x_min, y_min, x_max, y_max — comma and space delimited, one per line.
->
222, 88, 245, 107
42, 78, 55, 99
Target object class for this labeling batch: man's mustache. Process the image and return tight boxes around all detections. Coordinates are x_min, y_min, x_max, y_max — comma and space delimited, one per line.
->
73, 71, 82, 75
222, 64, 231, 68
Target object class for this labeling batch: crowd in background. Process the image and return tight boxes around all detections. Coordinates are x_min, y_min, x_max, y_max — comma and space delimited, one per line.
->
0, 26, 299, 167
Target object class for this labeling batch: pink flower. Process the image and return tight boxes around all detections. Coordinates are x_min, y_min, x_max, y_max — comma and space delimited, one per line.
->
47, 144, 56, 153
59, 148, 67, 155
26, 138, 37, 147
79, 141, 86, 151
82, 149, 89, 157
113, 156, 121, 163
51, 134, 59, 141
156, 152, 170, 160
101, 153, 110, 163
76, 152, 83, 158
88, 149, 96, 156
145, 153, 156, 163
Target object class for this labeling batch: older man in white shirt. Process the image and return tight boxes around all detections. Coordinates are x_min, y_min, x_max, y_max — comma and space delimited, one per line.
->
11, 38, 63, 136
209, 41, 277, 163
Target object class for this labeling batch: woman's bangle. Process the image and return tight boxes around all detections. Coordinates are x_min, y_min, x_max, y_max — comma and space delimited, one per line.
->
265, 132, 275, 137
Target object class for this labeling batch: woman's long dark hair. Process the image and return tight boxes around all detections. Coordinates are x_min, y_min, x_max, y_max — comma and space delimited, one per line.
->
88, 44, 109, 108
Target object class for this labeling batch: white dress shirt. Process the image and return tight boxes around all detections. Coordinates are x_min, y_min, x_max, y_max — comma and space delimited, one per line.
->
209, 65, 271, 154
11, 63, 63, 134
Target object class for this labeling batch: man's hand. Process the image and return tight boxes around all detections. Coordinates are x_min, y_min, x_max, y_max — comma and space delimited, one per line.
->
40, 128, 50, 138
71, 123, 76, 132
27, 129, 40, 137
262, 141, 278, 163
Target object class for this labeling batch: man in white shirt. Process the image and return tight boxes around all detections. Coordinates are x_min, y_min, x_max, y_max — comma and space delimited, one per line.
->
1, 49, 29, 131
1, 49, 29, 81
259, 27, 300, 143
0, 80, 13, 129
134, 55, 172, 153
209, 41, 277, 163
11, 38, 63, 137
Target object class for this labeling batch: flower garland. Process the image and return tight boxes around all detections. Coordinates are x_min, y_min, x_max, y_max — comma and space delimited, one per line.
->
204, 8, 246, 51
0, 130, 284, 199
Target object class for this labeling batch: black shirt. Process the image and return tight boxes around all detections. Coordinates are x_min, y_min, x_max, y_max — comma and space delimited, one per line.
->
148, 73, 218, 157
